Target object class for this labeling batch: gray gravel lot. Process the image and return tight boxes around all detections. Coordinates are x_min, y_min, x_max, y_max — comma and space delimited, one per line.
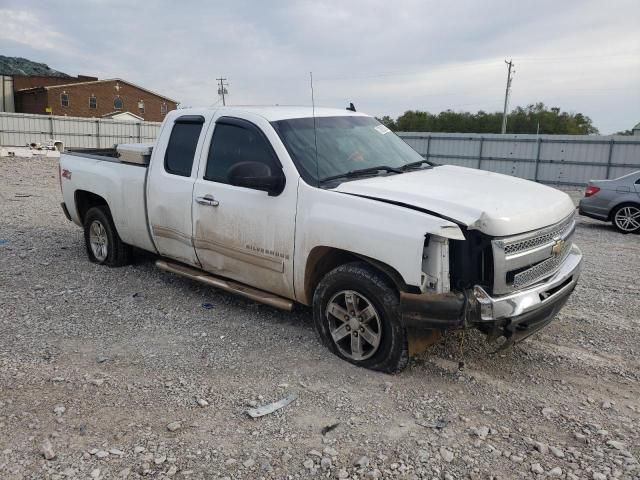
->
1, 156, 639, 480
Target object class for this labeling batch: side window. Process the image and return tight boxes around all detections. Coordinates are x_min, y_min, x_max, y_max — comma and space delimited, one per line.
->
164, 117, 204, 177
205, 122, 278, 184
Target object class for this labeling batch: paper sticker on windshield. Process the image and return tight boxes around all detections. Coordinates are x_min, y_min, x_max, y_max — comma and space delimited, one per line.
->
374, 124, 391, 135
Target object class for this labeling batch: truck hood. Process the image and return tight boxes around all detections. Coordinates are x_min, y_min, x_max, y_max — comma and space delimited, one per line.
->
333, 165, 576, 237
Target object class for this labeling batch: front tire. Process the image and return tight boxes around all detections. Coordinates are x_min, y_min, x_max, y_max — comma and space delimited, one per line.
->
313, 262, 408, 373
83, 206, 132, 266
612, 203, 640, 234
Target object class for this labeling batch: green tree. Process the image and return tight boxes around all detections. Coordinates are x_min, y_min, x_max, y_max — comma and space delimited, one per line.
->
375, 115, 397, 131
390, 103, 598, 134
395, 110, 436, 131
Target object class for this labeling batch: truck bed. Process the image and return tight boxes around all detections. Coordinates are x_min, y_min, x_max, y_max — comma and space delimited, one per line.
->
66, 148, 120, 159
59, 150, 156, 253
66, 143, 153, 166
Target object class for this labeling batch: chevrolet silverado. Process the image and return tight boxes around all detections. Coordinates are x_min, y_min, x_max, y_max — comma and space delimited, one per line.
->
58, 106, 583, 372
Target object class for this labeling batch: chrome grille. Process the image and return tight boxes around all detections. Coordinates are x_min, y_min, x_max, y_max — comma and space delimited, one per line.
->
512, 241, 572, 288
503, 214, 575, 255
491, 212, 576, 295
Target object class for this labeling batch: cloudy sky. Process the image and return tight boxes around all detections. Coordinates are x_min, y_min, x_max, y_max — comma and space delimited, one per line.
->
2, 0, 639, 133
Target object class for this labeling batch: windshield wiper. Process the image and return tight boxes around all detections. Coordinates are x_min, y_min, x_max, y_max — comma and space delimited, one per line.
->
400, 160, 433, 171
320, 165, 403, 183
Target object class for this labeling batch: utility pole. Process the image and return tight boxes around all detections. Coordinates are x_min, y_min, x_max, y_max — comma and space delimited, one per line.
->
501, 59, 515, 134
216, 77, 229, 106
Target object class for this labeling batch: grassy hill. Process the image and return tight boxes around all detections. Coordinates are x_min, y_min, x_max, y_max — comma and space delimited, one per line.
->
0, 55, 69, 77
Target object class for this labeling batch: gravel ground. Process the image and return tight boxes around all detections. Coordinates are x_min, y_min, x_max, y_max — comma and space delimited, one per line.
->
1, 156, 639, 480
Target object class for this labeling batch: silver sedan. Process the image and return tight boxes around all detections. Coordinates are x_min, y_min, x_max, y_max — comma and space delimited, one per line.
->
579, 170, 640, 233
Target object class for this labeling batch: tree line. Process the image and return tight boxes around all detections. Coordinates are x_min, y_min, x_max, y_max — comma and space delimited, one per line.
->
377, 102, 600, 135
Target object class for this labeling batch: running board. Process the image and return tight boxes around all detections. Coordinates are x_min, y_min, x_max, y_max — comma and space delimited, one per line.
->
155, 260, 294, 311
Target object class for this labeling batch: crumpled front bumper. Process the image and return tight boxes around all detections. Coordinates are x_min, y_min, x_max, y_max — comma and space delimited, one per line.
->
471, 244, 582, 345
472, 244, 582, 322
400, 245, 583, 343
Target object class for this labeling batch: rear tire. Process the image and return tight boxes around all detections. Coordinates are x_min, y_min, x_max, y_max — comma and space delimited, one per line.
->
611, 203, 640, 234
313, 262, 408, 373
83, 206, 132, 266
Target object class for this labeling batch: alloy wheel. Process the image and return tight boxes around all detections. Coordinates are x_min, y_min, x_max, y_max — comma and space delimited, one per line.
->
89, 220, 109, 261
614, 205, 640, 232
325, 290, 382, 361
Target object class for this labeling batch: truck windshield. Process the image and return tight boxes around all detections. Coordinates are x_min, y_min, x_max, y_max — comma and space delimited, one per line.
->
271, 116, 431, 185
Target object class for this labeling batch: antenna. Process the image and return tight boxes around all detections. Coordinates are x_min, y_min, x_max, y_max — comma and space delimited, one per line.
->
310, 71, 320, 187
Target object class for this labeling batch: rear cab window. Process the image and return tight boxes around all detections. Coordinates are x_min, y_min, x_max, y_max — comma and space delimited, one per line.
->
164, 115, 205, 177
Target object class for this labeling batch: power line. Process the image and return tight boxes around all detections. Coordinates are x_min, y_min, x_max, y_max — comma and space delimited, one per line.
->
216, 77, 229, 106
208, 97, 223, 108
314, 60, 504, 82
501, 59, 515, 134
311, 52, 640, 83
517, 52, 640, 63
430, 99, 505, 110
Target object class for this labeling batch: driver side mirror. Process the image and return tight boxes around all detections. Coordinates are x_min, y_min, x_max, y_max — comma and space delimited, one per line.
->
227, 161, 285, 196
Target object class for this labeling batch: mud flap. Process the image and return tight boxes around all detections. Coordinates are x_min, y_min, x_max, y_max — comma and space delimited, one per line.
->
407, 329, 442, 356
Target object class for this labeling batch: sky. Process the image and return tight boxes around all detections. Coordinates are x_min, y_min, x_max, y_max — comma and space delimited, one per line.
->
1, 0, 639, 134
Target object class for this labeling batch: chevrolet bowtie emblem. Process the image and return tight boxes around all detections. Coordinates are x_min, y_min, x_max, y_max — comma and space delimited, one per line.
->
551, 239, 565, 257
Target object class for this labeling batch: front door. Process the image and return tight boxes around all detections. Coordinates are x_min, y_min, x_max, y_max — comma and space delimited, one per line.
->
191, 115, 297, 299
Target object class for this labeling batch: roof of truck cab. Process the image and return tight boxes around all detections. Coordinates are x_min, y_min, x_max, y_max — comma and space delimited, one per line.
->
208, 105, 368, 121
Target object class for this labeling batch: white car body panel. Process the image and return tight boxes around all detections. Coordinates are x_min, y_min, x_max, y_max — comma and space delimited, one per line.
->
334, 165, 576, 237
146, 108, 214, 266
293, 180, 464, 302
191, 110, 300, 299
209, 105, 368, 122
60, 155, 156, 253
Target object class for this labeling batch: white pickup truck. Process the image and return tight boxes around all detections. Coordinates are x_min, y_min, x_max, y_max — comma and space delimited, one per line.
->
59, 106, 582, 372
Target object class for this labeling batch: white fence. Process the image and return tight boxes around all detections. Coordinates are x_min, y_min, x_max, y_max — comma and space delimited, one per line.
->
0, 112, 162, 149
3, 112, 640, 186
397, 132, 640, 186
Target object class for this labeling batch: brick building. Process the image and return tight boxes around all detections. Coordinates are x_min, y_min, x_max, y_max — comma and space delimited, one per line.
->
12, 75, 98, 91
14, 78, 179, 122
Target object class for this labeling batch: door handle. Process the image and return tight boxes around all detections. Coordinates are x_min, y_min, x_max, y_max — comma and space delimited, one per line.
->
196, 195, 219, 207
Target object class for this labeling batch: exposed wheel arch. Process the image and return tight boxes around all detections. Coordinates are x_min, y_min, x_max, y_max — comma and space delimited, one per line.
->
75, 190, 108, 224
302, 246, 415, 306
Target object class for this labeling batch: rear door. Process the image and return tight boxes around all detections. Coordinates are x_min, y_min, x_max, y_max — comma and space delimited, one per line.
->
147, 113, 209, 266
191, 114, 298, 299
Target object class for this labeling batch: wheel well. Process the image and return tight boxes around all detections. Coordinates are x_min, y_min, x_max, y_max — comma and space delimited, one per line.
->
75, 190, 108, 224
608, 201, 640, 221
302, 246, 412, 305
